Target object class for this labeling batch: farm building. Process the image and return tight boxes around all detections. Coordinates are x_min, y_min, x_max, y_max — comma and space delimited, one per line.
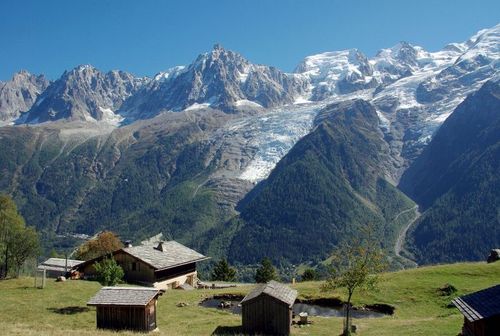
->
452, 284, 500, 336
87, 287, 164, 332
74, 241, 209, 289
241, 280, 297, 336
37, 258, 84, 278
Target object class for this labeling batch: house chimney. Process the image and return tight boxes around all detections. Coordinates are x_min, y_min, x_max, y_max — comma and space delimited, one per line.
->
124, 240, 132, 248
155, 241, 164, 252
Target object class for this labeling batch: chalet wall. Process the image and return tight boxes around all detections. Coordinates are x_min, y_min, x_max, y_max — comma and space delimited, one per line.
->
114, 253, 155, 283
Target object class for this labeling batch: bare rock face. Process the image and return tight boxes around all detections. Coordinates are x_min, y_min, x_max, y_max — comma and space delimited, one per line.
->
24, 65, 148, 123
0, 70, 49, 121
120, 44, 309, 119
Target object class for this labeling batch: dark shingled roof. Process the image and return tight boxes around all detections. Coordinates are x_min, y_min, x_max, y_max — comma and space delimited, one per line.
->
87, 287, 163, 307
452, 284, 500, 322
123, 241, 209, 270
241, 281, 297, 307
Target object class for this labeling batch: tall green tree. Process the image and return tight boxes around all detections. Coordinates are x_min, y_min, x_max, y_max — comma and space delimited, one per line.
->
322, 228, 387, 336
0, 194, 40, 278
210, 258, 236, 282
254, 257, 278, 283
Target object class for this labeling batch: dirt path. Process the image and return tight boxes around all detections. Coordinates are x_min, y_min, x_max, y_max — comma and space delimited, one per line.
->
394, 205, 420, 266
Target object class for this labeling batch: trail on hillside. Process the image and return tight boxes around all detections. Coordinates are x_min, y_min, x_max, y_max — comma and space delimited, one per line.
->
394, 205, 420, 267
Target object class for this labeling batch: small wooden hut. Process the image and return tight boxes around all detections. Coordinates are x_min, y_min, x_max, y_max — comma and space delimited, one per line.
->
452, 284, 500, 336
87, 287, 164, 332
241, 280, 297, 336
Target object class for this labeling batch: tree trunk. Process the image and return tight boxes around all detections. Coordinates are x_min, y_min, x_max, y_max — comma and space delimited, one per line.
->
3, 245, 9, 279
344, 291, 353, 336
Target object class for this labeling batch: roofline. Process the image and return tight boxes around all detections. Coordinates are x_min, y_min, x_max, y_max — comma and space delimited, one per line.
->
72, 249, 123, 270
75, 249, 210, 271
452, 297, 484, 322
241, 290, 297, 308
87, 288, 164, 307
154, 256, 211, 271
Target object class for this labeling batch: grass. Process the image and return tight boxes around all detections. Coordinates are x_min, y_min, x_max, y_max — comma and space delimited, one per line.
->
0, 261, 498, 335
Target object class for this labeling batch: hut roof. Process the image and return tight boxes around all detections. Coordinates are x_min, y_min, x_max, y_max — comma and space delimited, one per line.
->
38, 258, 84, 271
87, 287, 164, 307
122, 241, 209, 270
452, 284, 500, 322
241, 281, 297, 307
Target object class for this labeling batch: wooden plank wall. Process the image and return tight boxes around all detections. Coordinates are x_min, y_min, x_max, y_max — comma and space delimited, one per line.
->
96, 305, 152, 331
242, 295, 291, 336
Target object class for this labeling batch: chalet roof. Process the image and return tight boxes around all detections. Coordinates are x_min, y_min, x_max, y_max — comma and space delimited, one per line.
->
122, 241, 209, 270
87, 287, 163, 307
38, 258, 84, 271
241, 281, 297, 307
452, 285, 500, 322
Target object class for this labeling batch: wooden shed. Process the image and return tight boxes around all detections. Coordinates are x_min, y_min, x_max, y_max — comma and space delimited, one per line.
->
452, 284, 500, 336
241, 281, 297, 336
87, 287, 164, 332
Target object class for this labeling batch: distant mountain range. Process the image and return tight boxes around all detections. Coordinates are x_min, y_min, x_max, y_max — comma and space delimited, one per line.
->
0, 23, 498, 267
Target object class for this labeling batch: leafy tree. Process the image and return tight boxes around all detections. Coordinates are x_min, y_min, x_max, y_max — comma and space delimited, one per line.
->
75, 231, 123, 261
322, 228, 387, 336
0, 194, 40, 278
301, 268, 317, 281
255, 257, 278, 283
94, 256, 124, 286
210, 258, 236, 282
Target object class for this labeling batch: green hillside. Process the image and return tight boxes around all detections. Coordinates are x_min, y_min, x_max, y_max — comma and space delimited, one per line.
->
400, 79, 500, 264
0, 113, 231, 254
0, 261, 498, 335
229, 99, 414, 265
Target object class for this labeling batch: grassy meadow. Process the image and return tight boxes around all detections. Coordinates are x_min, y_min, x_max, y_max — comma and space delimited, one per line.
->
0, 261, 498, 335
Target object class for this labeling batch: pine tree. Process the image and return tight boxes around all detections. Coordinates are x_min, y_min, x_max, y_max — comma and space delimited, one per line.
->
210, 258, 236, 282
254, 257, 278, 283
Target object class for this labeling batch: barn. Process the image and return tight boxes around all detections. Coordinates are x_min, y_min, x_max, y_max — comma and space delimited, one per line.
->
87, 287, 164, 332
37, 258, 84, 278
241, 280, 297, 336
452, 284, 500, 336
75, 241, 209, 289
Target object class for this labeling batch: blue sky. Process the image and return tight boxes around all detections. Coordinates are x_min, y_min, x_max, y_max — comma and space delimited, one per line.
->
1, 0, 499, 80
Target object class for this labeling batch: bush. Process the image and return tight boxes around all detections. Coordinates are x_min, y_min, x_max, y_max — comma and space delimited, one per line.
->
94, 256, 124, 286
301, 268, 317, 281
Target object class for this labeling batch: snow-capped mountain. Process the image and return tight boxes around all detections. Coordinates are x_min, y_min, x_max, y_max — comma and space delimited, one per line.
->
23, 65, 148, 124
119, 44, 309, 119
0, 70, 49, 123
1, 23, 498, 184
295, 49, 377, 100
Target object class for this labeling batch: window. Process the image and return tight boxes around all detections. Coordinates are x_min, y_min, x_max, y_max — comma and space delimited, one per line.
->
131, 262, 137, 271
